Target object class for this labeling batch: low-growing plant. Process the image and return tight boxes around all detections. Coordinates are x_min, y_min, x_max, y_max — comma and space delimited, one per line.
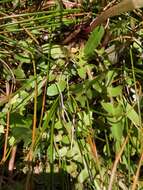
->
1, 0, 143, 190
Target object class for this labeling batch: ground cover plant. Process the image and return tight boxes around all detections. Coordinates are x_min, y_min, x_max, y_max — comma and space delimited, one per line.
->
1, 0, 143, 189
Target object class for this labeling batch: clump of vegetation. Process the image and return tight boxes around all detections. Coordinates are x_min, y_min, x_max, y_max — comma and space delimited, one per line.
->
1, 0, 143, 189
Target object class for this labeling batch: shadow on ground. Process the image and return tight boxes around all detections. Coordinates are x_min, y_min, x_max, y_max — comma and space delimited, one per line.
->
0, 167, 75, 190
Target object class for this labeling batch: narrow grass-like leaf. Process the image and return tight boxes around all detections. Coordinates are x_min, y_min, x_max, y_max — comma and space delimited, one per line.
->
84, 26, 104, 58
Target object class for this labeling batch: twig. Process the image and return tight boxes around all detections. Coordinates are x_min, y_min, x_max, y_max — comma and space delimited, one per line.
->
108, 135, 129, 190
1, 82, 11, 163
8, 145, 17, 174
131, 149, 143, 190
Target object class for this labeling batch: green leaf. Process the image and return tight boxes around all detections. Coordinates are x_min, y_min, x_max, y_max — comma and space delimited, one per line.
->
66, 162, 78, 177
105, 70, 117, 86
11, 126, 32, 143
9, 136, 15, 146
119, 99, 140, 126
47, 84, 57, 96
51, 45, 65, 59
76, 95, 86, 107
55, 121, 63, 130
62, 135, 70, 145
78, 168, 89, 183
13, 67, 26, 79
42, 44, 65, 59
110, 121, 124, 141
92, 81, 102, 93
101, 101, 123, 116
14, 53, 31, 63
5, 23, 19, 32
10, 113, 32, 128
84, 26, 104, 58
0, 125, 4, 133
107, 85, 122, 97
110, 119, 125, 153
58, 147, 68, 157
47, 80, 66, 96
126, 102, 140, 127
55, 134, 62, 142
77, 67, 87, 79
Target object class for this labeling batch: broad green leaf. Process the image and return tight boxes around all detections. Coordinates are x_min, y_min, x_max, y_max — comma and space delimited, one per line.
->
10, 113, 32, 128
92, 81, 102, 93
47, 84, 59, 96
78, 168, 89, 183
84, 26, 104, 57
66, 162, 78, 177
58, 147, 68, 157
86, 88, 93, 99
42, 44, 65, 59
9, 136, 15, 146
62, 135, 70, 145
77, 67, 87, 79
111, 122, 124, 152
119, 99, 140, 126
126, 102, 140, 126
51, 45, 65, 59
76, 95, 86, 107
13, 67, 26, 79
66, 143, 79, 158
55, 121, 62, 130
0, 125, 4, 133
55, 134, 62, 142
107, 85, 122, 97
47, 80, 66, 96
70, 83, 84, 94
101, 101, 123, 116
110, 121, 124, 141
11, 126, 32, 143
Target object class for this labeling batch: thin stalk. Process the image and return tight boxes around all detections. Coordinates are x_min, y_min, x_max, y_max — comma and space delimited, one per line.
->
130, 47, 142, 126
49, 113, 56, 190
1, 82, 11, 163
31, 56, 38, 158
108, 135, 129, 190
0, 9, 80, 20
131, 149, 143, 190
25, 54, 38, 190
